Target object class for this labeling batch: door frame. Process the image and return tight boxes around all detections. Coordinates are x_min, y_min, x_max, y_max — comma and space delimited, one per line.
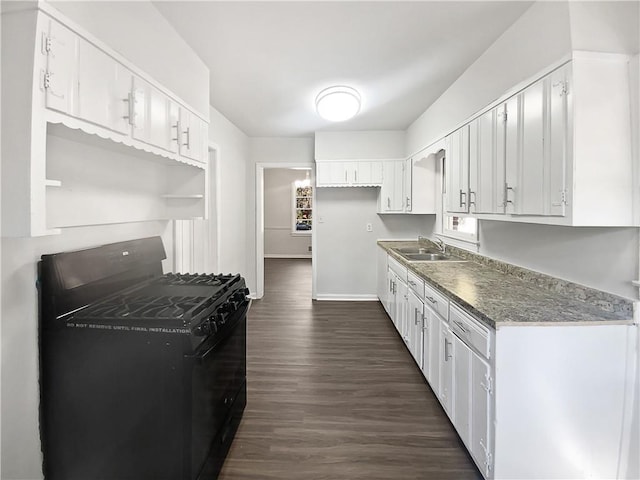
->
255, 163, 316, 299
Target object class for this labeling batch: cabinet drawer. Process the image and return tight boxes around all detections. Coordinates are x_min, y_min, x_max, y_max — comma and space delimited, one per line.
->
450, 303, 491, 360
407, 270, 424, 297
423, 282, 449, 320
388, 256, 407, 280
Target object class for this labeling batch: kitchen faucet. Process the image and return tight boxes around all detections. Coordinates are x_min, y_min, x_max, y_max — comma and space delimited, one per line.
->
434, 238, 446, 254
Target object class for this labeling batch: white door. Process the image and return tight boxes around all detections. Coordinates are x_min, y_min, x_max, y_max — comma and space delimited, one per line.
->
439, 322, 454, 416
446, 126, 469, 213
178, 108, 204, 161
407, 290, 424, 368
354, 161, 382, 185
76, 39, 130, 134
44, 19, 78, 114
453, 334, 472, 448
471, 352, 493, 477
517, 79, 546, 215
380, 161, 404, 212
396, 277, 408, 344
469, 109, 497, 214
316, 162, 348, 186
547, 65, 569, 216
425, 307, 441, 393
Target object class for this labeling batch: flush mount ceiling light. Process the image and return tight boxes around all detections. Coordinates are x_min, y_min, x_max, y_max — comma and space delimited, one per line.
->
315, 86, 361, 122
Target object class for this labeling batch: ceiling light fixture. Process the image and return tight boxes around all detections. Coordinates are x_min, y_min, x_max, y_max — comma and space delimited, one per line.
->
315, 85, 361, 122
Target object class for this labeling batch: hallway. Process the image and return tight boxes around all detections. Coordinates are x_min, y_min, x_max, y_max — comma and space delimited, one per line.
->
218, 258, 482, 479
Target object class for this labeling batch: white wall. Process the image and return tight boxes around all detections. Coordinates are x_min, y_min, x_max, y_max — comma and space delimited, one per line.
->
246, 137, 315, 293
264, 169, 312, 257
315, 131, 405, 160
209, 107, 249, 278
1, 3, 208, 479
406, 1, 573, 156
314, 130, 435, 298
480, 222, 639, 299
315, 187, 433, 299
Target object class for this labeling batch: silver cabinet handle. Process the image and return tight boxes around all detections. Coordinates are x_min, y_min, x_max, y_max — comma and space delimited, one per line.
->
387, 197, 391, 208
122, 92, 136, 126
183, 126, 191, 148
453, 320, 468, 333
459, 189, 467, 208
408, 280, 416, 287
345, 171, 348, 182
444, 337, 452, 361
414, 308, 419, 325
354, 170, 357, 182
469, 190, 476, 207
421, 314, 427, 331
172, 121, 181, 143
426, 296, 437, 305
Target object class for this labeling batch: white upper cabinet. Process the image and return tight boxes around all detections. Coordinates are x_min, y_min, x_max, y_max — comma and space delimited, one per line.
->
445, 126, 470, 213
316, 160, 383, 187
443, 54, 634, 226
76, 39, 130, 134
469, 109, 499, 214
2, 6, 210, 237
178, 107, 206, 163
406, 152, 438, 214
378, 160, 404, 212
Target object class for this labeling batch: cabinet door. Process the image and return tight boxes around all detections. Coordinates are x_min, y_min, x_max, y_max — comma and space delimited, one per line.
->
44, 19, 78, 114
547, 65, 569, 216
471, 353, 493, 477
316, 162, 348, 186
396, 278, 408, 344
453, 334, 472, 448
379, 161, 404, 212
178, 108, 204, 162
76, 39, 130, 134
445, 126, 469, 213
131, 76, 172, 151
408, 153, 437, 214
377, 249, 389, 312
439, 323, 454, 416
425, 307, 441, 392
354, 161, 382, 185
469, 109, 497, 214
517, 79, 546, 215
387, 269, 398, 329
407, 290, 424, 368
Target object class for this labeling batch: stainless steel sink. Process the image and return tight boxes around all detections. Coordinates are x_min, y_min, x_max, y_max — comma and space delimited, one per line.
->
403, 253, 453, 261
393, 246, 438, 255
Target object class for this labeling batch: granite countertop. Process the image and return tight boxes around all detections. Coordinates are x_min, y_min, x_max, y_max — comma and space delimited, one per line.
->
378, 240, 635, 329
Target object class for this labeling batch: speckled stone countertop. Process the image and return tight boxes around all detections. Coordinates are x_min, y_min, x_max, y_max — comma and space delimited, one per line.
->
378, 240, 635, 329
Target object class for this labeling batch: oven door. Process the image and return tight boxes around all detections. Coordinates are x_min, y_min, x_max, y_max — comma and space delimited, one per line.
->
188, 301, 248, 479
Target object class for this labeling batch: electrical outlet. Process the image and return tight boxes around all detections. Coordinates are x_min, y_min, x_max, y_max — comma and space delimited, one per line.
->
308, 245, 312, 252
366, 223, 373, 232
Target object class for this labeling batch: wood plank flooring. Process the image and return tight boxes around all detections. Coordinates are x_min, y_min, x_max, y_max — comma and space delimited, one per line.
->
218, 258, 482, 479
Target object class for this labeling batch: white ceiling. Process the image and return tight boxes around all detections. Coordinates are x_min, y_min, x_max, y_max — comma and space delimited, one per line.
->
153, 1, 533, 137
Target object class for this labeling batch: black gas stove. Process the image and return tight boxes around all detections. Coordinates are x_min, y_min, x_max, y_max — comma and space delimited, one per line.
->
38, 237, 249, 480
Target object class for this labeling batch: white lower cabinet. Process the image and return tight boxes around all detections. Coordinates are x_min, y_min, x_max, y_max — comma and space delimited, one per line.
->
452, 333, 472, 447
439, 322, 454, 417
471, 353, 493, 478
422, 305, 441, 391
378, 251, 633, 480
407, 289, 424, 368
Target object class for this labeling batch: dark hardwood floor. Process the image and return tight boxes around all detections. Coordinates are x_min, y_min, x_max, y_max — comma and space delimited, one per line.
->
218, 258, 482, 479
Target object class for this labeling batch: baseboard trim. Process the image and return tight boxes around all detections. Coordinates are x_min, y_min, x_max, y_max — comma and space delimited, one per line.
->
264, 254, 312, 259
314, 294, 380, 302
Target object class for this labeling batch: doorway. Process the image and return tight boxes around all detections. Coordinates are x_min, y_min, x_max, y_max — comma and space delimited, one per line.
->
255, 163, 316, 300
